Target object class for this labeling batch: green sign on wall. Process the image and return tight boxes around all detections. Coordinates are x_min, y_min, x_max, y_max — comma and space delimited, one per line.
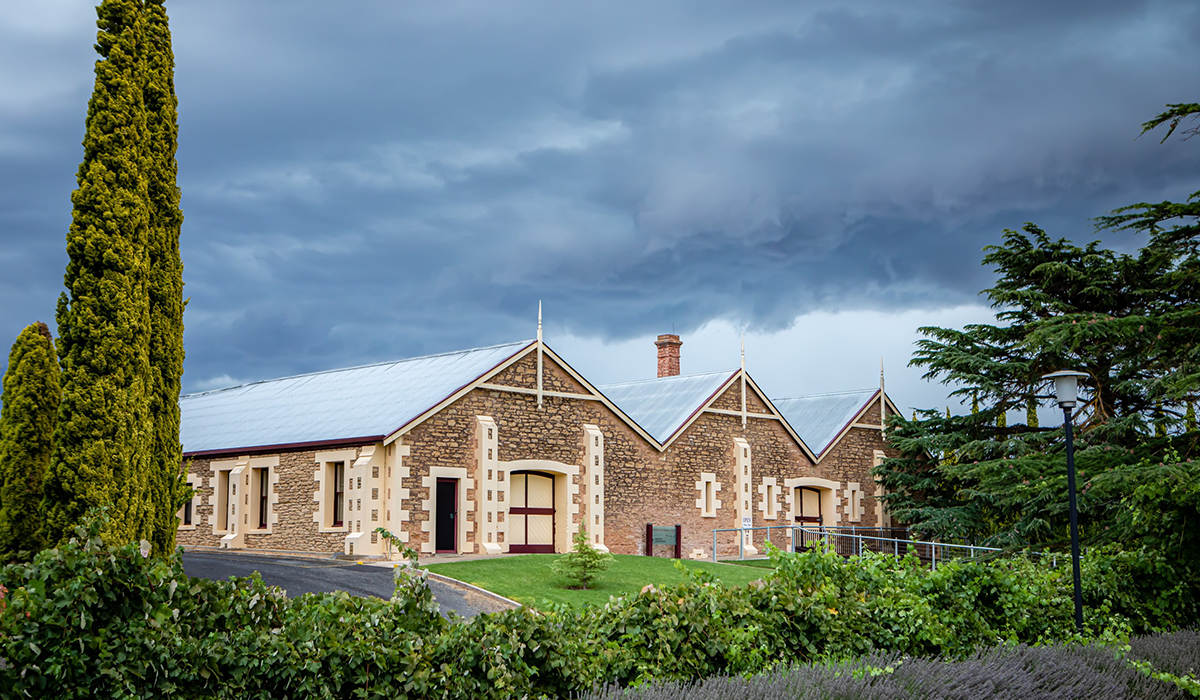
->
652, 526, 677, 545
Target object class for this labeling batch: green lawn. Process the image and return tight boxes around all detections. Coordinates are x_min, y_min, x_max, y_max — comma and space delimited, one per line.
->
722, 558, 777, 569
424, 554, 769, 609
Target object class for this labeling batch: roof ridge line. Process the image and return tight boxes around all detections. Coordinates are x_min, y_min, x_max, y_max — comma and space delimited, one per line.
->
182, 339, 535, 399
598, 368, 738, 388
772, 388, 878, 400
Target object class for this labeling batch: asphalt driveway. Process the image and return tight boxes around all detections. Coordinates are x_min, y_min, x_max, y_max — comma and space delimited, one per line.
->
181, 550, 513, 618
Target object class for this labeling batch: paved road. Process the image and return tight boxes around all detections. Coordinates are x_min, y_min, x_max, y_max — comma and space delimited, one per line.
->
181, 550, 513, 618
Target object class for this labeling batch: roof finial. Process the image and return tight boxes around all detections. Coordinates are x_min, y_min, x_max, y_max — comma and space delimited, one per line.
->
537, 300, 544, 409
740, 331, 747, 429
879, 357, 887, 439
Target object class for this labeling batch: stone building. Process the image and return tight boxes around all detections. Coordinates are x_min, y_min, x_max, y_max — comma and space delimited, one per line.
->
176, 333, 901, 559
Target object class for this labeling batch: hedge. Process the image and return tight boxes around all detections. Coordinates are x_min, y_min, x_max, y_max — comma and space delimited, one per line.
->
1, 519, 1196, 698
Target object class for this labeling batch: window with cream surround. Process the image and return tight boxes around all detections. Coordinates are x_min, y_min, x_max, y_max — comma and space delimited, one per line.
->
253, 466, 271, 529
177, 474, 200, 530
847, 482, 864, 523
208, 460, 237, 535
314, 449, 357, 532
759, 477, 779, 519
695, 472, 721, 517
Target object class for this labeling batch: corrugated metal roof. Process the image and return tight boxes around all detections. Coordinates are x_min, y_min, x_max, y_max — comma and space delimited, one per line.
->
180, 340, 533, 454
599, 370, 736, 443
771, 389, 878, 456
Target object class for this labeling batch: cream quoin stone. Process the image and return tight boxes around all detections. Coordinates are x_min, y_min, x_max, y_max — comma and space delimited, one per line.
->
175, 334, 902, 559
734, 437, 757, 555
873, 449, 893, 528
344, 445, 385, 556
583, 424, 608, 552
474, 416, 504, 555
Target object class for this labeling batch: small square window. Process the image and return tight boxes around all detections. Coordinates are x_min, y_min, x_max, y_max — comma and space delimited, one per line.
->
488, 428, 493, 440
487, 448, 493, 460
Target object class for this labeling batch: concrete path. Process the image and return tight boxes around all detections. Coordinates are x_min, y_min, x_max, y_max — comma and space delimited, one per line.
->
181, 550, 515, 618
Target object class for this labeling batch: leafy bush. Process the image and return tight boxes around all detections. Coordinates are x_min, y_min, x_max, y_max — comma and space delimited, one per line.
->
551, 526, 613, 589
2, 519, 1197, 698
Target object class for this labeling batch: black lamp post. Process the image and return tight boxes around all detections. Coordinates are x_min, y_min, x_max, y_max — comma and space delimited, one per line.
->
1043, 369, 1089, 632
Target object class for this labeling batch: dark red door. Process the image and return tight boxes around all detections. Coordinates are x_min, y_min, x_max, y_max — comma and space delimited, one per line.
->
436, 478, 458, 553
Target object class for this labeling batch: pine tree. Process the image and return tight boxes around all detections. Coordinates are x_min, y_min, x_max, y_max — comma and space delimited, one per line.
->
996, 411, 1006, 429
0, 324, 62, 559
551, 527, 613, 590
40, 0, 155, 548
877, 101, 1200, 546
144, 0, 186, 557
1188, 402, 1197, 432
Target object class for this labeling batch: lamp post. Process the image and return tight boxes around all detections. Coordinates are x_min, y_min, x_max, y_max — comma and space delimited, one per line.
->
1043, 370, 1089, 632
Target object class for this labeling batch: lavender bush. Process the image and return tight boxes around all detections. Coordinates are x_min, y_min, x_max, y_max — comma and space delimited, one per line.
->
588, 640, 1194, 700
1128, 629, 1200, 679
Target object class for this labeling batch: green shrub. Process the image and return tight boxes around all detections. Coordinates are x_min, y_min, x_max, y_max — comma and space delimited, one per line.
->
551, 526, 614, 589
1, 520, 1196, 698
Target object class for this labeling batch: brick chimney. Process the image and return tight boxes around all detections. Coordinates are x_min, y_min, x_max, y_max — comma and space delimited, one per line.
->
655, 334, 682, 377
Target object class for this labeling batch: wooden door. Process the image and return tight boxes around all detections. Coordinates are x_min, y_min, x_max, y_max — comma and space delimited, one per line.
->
508, 471, 556, 553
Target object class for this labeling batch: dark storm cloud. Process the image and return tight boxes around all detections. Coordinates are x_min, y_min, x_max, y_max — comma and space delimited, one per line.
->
1, 0, 1197, 391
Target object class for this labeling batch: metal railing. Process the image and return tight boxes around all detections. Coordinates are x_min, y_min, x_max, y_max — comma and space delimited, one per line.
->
711, 525, 1008, 569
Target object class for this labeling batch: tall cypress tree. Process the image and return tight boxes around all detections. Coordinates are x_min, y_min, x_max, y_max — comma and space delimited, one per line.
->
0, 324, 62, 559
40, 0, 155, 548
144, 0, 185, 556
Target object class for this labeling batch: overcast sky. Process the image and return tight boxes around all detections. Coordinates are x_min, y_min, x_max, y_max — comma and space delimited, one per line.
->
2, 0, 1198, 416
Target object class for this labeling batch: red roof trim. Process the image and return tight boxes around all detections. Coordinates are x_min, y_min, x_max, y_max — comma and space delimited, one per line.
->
183, 435, 383, 460
663, 370, 740, 443
819, 388, 882, 455
381, 340, 536, 440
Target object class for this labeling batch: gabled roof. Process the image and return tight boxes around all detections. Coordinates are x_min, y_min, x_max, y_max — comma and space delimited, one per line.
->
180, 340, 533, 456
598, 370, 737, 444
771, 389, 879, 456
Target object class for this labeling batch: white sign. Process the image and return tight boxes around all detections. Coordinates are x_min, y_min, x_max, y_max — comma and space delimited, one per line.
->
741, 516, 752, 530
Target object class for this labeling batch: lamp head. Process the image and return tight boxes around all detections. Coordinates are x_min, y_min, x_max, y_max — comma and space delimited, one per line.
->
1041, 370, 1089, 408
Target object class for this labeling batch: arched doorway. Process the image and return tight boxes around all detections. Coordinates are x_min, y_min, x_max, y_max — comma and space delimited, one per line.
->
794, 486, 824, 526
794, 486, 824, 551
508, 471, 556, 554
